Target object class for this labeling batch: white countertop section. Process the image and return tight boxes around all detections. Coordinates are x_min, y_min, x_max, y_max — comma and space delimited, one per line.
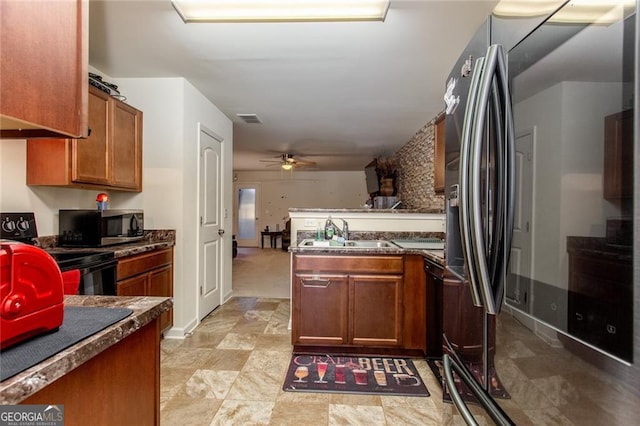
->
289, 209, 445, 231
288, 208, 445, 247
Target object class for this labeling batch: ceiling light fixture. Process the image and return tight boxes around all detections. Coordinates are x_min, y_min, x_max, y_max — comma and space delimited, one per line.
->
493, 0, 635, 24
281, 163, 293, 170
171, 0, 390, 23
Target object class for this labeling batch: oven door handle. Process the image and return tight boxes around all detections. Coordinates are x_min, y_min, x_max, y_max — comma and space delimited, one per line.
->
74, 259, 118, 275
443, 354, 514, 426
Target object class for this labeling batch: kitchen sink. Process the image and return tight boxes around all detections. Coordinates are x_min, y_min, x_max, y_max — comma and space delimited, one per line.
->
344, 240, 395, 248
298, 239, 397, 249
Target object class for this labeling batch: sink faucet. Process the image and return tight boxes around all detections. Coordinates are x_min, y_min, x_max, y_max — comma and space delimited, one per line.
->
325, 217, 349, 240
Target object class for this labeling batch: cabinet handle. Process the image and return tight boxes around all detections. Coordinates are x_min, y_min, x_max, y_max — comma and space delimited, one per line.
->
575, 312, 583, 321
606, 324, 616, 334
301, 278, 331, 288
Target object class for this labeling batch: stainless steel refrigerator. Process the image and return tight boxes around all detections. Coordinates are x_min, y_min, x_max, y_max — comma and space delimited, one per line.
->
442, 1, 639, 423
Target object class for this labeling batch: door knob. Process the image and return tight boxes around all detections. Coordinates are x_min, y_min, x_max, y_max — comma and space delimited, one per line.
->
218, 229, 225, 236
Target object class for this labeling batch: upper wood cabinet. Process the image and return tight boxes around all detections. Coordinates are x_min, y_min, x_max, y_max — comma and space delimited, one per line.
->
26, 86, 143, 192
603, 109, 633, 200
434, 114, 446, 195
0, 0, 89, 139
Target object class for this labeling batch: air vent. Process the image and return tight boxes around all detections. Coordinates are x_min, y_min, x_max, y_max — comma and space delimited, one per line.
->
236, 113, 262, 124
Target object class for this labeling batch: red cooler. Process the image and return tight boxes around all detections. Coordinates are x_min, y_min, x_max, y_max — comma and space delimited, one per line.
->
0, 241, 65, 349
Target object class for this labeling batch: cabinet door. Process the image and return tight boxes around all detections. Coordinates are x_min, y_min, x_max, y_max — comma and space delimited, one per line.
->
293, 273, 348, 345
442, 276, 484, 361
349, 274, 403, 347
604, 110, 633, 200
117, 275, 148, 296
434, 114, 446, 194
72, 87, 110, 184
111, 100, 143, 190
148, 265, 173, 331
0, 0, 88, 139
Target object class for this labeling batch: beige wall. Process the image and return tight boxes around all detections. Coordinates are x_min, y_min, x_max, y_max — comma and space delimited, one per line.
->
0, 70, 233, 339
233, 170, 369, 240
232, 113, 446, 240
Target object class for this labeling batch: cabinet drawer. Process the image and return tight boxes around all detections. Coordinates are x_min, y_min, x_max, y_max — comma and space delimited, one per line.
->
294, 255, 403, 274
117, 248, 173, 280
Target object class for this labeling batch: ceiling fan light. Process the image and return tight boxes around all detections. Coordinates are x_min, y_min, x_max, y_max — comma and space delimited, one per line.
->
171, 0, 390, 23
281, 163, 293, 170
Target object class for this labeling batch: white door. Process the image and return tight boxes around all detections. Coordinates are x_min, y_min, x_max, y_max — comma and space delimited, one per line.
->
198, 124, 223, 320
234, 183, 261, 247
506, 127, 534, 313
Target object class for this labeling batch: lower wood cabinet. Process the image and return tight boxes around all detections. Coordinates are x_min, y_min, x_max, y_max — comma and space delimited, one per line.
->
295, 273, 349, 346
350, 274, 403, 346
117, 248, 173, 331
24, 319, 160, 426
292, 254, 427, 354
442, 272, 487, 362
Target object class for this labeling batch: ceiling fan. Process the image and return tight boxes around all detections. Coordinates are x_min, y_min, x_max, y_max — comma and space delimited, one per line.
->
260, 154, 317, 170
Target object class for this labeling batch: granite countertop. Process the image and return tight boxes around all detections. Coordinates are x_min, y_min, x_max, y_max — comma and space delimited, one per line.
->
289, 208, 444, 214
39, 229, 176, 259
290, 245, 445, 266
0, 295, 172, 404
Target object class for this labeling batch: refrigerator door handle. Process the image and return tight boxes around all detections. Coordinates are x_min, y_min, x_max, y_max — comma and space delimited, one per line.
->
468, 45, 498, 314
467, 44, 510, 315
443, 354, 515, 426
458, 55, 485, 308
494, 45, 516, 312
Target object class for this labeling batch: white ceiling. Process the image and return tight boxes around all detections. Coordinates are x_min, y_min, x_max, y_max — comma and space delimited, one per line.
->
89, 0, 499, 171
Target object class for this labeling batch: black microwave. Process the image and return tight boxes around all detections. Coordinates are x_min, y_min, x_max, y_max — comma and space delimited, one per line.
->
59, 209, 144, 247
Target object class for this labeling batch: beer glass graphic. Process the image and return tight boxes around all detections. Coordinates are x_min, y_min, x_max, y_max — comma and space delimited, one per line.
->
294, 366, 309, 383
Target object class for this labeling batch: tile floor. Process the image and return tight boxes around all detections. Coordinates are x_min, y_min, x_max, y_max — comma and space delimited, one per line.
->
160, 297, 445, 425
159, 248, 640, 425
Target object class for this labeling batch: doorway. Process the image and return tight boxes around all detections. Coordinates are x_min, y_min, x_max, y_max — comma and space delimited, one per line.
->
234, 183, 261, 247
198, 124, 223, 320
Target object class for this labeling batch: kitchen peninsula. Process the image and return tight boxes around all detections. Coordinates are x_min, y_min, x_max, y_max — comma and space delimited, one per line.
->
0, 295, 172, 426
288, 208, 445, 357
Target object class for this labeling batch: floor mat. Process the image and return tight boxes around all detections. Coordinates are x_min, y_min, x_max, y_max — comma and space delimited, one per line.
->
427, 357, 509, 405
1, 306, 133, 381
283, 353, 429, 397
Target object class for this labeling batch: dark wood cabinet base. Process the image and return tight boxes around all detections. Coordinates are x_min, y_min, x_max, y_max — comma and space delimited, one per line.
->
23, 319, 160, 426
